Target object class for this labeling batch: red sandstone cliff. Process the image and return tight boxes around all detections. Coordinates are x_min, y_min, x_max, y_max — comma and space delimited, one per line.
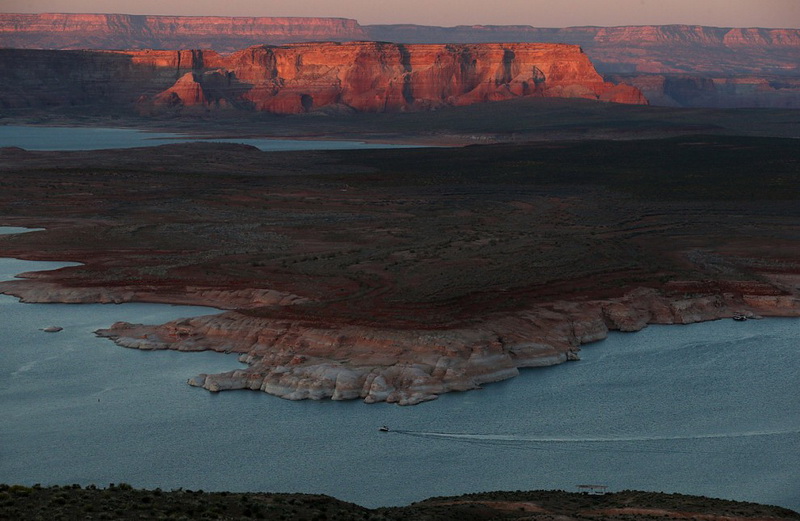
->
0, 43, 646, 114
174, 42, 645, 113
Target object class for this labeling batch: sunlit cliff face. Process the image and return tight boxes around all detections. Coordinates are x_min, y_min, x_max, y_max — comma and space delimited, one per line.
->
140, 42, 646, 113
0, 42, 646, 114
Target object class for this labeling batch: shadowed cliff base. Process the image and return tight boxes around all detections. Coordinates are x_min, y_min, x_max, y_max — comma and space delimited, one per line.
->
1, 134, 798, 404
2, 484, 798, 521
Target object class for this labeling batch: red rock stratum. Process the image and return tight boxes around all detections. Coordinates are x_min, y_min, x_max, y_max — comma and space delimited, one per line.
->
3, 14, 797, 77
0, 42, 645, 114
0, 13, 368, 48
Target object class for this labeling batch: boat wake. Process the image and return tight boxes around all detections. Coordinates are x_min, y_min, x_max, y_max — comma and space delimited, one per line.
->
387, 428, 800, 454
396, 428, 800, 443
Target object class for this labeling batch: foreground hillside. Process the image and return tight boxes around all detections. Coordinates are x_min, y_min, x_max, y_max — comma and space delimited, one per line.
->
3, 484, 798, 521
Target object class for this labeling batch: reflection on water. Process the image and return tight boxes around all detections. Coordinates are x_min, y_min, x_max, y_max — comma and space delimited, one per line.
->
0, 228, 798, 510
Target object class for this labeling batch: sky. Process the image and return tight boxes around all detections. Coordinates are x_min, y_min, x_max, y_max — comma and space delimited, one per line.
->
3, 0, 799, 28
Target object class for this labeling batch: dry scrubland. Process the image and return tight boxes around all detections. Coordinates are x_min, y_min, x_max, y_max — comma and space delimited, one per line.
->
1, 131, 798, 326
2, 484, 799, 521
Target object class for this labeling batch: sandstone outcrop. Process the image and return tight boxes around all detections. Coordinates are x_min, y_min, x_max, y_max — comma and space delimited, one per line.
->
0, 42, 646, 114
93, 284, 800, 405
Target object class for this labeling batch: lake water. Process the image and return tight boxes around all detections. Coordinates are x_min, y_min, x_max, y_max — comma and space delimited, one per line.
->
1, 245, 798, 508
0, 125, 417, 152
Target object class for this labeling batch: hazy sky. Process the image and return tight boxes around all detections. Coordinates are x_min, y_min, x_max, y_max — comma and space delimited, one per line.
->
4, 0, 799, 28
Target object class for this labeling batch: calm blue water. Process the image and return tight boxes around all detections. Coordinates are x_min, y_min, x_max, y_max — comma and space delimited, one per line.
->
0, 125, 417, 151
1, 231, 798, 510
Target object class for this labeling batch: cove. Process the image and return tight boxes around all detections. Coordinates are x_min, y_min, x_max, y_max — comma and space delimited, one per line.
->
0, 230, 797, 510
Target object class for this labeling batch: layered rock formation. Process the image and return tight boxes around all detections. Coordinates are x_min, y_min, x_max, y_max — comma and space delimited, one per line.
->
368, 24, 800, 108
0, 42, 646, 114
367, 24, 800, 76
0, 13, 367, 49
606, 73, 800, 108
3, 14, 797, 107
3, 15, 797, 77
88, 283, 799, 405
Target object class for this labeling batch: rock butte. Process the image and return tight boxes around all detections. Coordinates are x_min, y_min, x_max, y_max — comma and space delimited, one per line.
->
0, 42, 646, 114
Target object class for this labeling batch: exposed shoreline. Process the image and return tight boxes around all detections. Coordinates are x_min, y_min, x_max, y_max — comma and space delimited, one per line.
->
2, 273, 798, 405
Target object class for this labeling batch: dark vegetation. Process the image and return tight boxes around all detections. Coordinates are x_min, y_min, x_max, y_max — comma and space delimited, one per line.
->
2, 484, 798, 521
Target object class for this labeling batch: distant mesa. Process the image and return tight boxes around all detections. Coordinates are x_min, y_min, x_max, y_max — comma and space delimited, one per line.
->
2, 14, 798, 78
2, 14, 799, 108
0, 42, 647, 115
0, 13, 369, 49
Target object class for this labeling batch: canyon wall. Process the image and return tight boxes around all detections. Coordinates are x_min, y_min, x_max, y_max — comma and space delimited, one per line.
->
0, 13, 368, 49
4, 14, 795, 107
367, 24, 800, 108
3, 15, 797, 77
367, 24, 800, 76
606, 73, 800, 108
0, 42, 646, 114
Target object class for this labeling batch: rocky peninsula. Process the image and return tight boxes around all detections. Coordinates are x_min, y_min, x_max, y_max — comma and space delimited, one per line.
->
90, 283, 798, 405
1, 131, 798, 405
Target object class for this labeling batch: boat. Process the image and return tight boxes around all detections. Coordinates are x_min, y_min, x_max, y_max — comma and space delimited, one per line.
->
379, 425, 389, 432
732, 313, 747, 321
41, 326, 63, 333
